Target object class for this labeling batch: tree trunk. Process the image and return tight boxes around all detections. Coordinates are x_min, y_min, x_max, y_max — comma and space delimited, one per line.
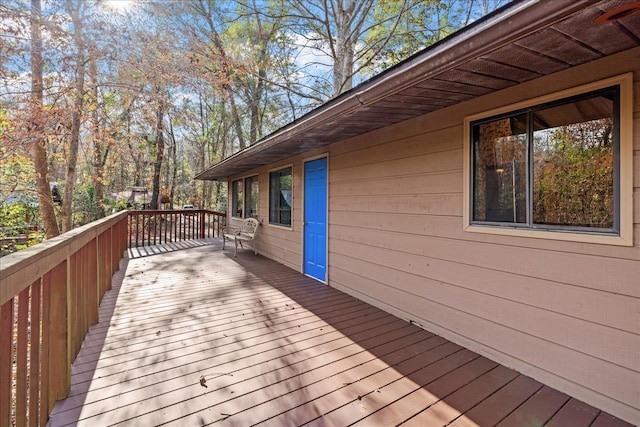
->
89, 55, 106, 219
150, 93, 165, 210
30, 0, 60, 238
168, 113, 177, 210
332, 0, 359, 95
61, 1, 86, 232
123, 106, 144, 187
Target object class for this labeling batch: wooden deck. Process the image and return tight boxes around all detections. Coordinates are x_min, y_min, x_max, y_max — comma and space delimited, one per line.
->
48, 240, 632, 427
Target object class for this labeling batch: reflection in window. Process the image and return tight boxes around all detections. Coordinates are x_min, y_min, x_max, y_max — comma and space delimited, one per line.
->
473, 115, 527, 223
532, 103, 613, 228
231, 179, 243, 218
471, 86, 617, 233
269, 167, 292, 226
244, 175, 259, 219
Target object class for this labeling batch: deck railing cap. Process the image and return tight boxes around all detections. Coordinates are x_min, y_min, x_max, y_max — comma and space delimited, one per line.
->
0, 210, 128, 305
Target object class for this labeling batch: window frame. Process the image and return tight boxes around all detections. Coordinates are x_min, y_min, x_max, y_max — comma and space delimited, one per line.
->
463, 74, 633, 246
268, 165, 293, 228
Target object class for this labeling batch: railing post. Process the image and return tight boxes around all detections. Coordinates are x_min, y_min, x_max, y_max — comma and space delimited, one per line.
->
200, 211, 205, 239
15, 287, 29, 426
127, 212, 131, 249
94, 234, 100, 311
49, 260, 69, 408
113, 219, 120, 273
68, 251, 77, 364
29, 280, 41, 425
121, 215, 127, 255
40, 271, 51, 425
0, 297, 13, 426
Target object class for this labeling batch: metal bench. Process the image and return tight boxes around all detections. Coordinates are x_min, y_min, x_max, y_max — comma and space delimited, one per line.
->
222, 217, 260, 257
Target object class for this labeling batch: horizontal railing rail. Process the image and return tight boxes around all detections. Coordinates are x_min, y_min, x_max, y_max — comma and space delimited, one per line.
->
0, 210, 128, 427
0, 208, 226, 426
127, 209, 226, 248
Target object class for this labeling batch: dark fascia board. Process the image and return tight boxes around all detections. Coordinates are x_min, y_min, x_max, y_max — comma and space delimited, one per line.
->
194, 0, 600, 181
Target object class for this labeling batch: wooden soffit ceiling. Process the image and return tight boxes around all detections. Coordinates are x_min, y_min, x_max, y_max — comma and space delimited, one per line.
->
195, 0, 640, 181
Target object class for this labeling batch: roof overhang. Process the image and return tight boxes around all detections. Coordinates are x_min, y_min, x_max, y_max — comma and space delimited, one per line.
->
195, 0, 640, 181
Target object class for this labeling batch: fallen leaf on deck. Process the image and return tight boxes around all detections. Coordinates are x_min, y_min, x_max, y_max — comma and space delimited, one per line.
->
199, 375, 207, 388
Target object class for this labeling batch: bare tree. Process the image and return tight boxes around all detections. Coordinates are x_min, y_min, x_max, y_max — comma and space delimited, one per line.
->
30, 0, 60, 238
190, 0, 248, 150
150, 87, 165, 210
285, 0, 414, 96
88, 51, 109, 219
60, 0, 87, 232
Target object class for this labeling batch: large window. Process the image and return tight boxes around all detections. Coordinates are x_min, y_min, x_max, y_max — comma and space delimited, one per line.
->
269, 167, 292, 227
231, 179, 243, 218
244, 175, 259, 219
470, 85, 621, 235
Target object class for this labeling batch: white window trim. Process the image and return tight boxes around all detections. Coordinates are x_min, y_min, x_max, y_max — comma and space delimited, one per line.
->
463, 73, 633, 246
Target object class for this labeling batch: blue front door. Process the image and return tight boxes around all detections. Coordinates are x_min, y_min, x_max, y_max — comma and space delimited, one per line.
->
304, 157, 327, 282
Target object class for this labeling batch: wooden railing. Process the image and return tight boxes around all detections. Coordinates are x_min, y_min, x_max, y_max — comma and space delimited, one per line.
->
127, 209, 226, 248
0, 209, 226, 426
0, 211, 128, 427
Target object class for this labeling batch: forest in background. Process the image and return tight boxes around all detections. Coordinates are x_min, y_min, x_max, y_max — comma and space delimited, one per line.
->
0, 0, 505, 253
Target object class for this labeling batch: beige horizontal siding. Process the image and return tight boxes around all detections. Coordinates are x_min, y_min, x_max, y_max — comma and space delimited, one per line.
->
332, 170, 462, 196
328, 215, 639, 296
329, 225, 637, 333
330, 125, 460, 169
329, 242, 638, 369
331, 149, 462, 182
332, 194, 462, 216
331, 210, 640, 260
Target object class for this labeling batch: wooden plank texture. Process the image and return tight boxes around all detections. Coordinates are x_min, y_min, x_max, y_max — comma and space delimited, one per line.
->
15, 287, 30, 426
0, 298, 13, 427
29, 279, 42, 426
46, 240, 632, 427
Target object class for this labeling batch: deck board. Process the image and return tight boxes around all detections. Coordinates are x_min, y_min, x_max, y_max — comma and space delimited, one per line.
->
449, 375, 543, 426
49, 240, 633, 426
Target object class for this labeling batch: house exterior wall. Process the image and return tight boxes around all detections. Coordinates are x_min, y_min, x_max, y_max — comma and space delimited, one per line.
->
226, 47, 640, 424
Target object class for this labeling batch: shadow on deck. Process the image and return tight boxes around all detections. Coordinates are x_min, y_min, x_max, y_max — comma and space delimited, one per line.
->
49, 240, 631, 426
